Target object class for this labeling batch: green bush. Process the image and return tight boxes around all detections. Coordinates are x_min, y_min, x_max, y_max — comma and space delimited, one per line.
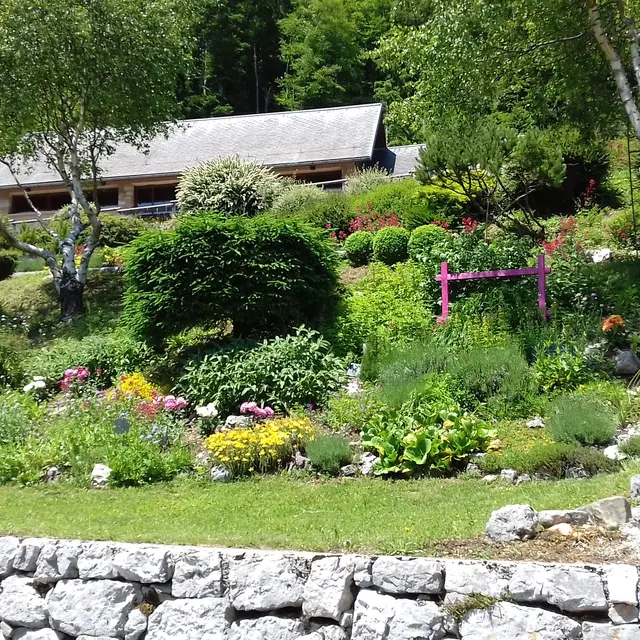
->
607, 209, 638, 249
323, 386, 386, 432
344, 230, 374, 266
408, 224, 451, 261
99, 214, 147, 247
448, 344, 537, 418
305, 435, 353, 474
0, 249, 18, 281
177, 157, 283, 216
373, 227, 410, 265
546, 395, 617, 446
0, 390, 38, 445
534, 349, 592, 393
344, 167, 392, 195
271, 184, 327, 218
0, 330, 29, 386
479, 442, 620, 478
123, 214, 339, 345
350, 179, 421, 220
404, 185, 468, 229
176, 328, 347, 416
295, 191, 353, 234
23, 331, 151, 385
620, 436, 640, 457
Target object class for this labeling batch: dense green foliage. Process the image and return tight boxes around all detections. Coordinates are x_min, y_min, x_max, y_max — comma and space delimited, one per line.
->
0, 250, 17, 281
305, 435, 353, 474
123, 214, 339, 345
546, 395, 618, 447
373, 226, 409, 265
408, 224, 450, 261
344, 230, 374, 266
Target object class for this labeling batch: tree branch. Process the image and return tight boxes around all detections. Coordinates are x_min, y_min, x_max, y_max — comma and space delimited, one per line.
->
493, 32, 587, 56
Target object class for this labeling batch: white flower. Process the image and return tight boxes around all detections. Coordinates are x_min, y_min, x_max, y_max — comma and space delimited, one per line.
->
33, 376, 45, 382
344, 380, 362, 395
196, 403, 219, 418
23, 379, 46, 393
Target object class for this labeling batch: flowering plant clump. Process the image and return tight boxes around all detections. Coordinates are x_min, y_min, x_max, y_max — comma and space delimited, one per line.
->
349, 202, 401, 234
23, 376, 47, 395
116, 373, 157, 402
240, 402, 275, 420
602, 315, 625, 333
196, 403, 219, 418
462, 217, 478, 233
59, 367, 96, 393
204, 417, 315, 476
542, 216, 579, 256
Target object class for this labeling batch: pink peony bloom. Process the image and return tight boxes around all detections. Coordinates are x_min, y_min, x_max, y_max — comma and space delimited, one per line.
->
240, 402, 258, 414
76, 367, 90, 380
175, 397, 187, 410
64, 369, 78, 378
163, 395, 178, 410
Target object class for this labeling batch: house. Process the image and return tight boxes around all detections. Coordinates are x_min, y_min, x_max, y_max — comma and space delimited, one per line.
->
0, 103, 423, 224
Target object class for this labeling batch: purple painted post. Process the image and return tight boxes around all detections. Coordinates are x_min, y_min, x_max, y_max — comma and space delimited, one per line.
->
537, 254, 548, 318
440, 262, 449, 320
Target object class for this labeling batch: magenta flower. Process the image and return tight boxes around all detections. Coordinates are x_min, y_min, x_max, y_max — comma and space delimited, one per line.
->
240, 402, 258, 414
163, 395, 178, 410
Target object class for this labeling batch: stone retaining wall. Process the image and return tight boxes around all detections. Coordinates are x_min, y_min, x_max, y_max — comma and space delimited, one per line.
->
0, 536, 638, 639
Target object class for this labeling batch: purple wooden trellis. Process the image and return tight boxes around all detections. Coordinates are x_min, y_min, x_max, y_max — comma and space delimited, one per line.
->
436, 254, 551, 321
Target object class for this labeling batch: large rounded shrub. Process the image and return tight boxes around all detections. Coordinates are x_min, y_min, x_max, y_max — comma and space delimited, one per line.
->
123, 214, 339, 346
344, 231, 374, 266
405, 185, 468, 229
0, 249, 18, 281
373, 227, 410, 265
271, 183, 327, 218
99, 215, 147, 247
408, 224, 450, 261
344, 167, 391, 195
177, 156, 283, 216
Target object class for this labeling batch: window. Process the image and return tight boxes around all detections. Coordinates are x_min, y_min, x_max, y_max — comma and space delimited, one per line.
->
134, 184, 177, 207
10, 188, 119, 214
293, 169, 343, 190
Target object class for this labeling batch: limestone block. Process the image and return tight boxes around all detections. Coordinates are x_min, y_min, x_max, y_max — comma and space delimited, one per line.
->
609, 604, 640, 624
34, 542, 80, 583
371, 557, 444, 595
582, 622, 640, 639
445, 561, 511, 598
303, 556, 354, 621
0, 538, 20, 578
485, 505, 538, 542
631, 475, 640, 499
12, 630, 65, 640
606, 565, 638, 605
78, 543, 118, 580
48, 579, 141, 638
146, 598, 233, 640
350, 556, 372, 588
579, 497, 631, 530
171, 550, 223, 599
459, 602, 581, 640
0, 575, 48, 629
228, 553, 306, 611
352, 590, 445, 640
228, 616, 304, 640
113, 544, 172, 584
538, 510, 590, 528
14, 539, 47, 572
124, 608, 148, 640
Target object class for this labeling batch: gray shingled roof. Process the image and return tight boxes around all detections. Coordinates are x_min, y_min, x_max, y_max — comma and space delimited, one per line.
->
0, 103, 385, 189
388, 144, 424, 177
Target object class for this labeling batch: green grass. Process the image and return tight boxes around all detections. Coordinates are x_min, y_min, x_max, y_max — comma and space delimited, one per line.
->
0, 468, 638, 554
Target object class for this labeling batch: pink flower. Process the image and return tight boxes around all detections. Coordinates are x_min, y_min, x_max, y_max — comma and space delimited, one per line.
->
76, 367, 90, 380
163, 395, 178, 410
240, 402, 258, 414
64, 369, 77, 378
175, 397, 187, 410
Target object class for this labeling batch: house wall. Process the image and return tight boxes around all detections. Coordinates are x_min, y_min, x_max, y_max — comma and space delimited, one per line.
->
0, 535, 635, 640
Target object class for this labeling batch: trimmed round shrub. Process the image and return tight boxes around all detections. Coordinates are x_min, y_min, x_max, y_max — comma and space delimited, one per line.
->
546, 395, 617, 446
99, 214, 147, 247
408, 224, 450, 261
344, 230, 374, 266
0, 249, 18, 281
373, 226, 410, 265
123, 214, 340, 346
177, 156, 283, 216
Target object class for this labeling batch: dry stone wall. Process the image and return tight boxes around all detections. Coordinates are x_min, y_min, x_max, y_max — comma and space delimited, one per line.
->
0, 536, 638, 639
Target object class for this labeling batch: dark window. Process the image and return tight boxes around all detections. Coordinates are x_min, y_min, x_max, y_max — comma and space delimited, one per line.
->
134, 184, 177, 206
10, 188, 119, 214
294, 170, 343, 190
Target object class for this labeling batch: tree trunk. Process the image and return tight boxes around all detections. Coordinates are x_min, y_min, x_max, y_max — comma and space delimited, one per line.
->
59, 274, 85, 320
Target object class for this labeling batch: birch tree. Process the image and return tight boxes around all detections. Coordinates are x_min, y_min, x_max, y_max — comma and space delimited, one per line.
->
0, 0, 193, 319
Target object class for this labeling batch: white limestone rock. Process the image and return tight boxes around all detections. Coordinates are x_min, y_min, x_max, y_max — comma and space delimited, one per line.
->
583, 622, 640, 639
604, 445, 627, 460
538, 510, 590, 528
228, 553, 306, 611
48, 579, 141, 638
351, 556, 373, 588
171, 550, 223, 598
509, 564, 607, 612
631, 475, 640, 499
500, 469, 518, 484
609, 604, 640, 624
14, 539, 47, 572
34, 542, 79, 583
146, 597, 233, 640
579, 497, 632, 530
605, 565, 638, 605
91, 464, 112, 489
352, 590, 445, 640
228, 616, 304, 640
303, 556, 354, 621
445, 561, 511, 598
316, 626, 348, 640
360, 453, 379, 476
371, 557, 444, 595
113, 544, 172, 584
0, 621, 11, 638
12, 630, 65, 640
0, 538, 19, 578
78, 542, 118, 580
125, 608, 148, 640
486, 504, 538, 542
76, 637, 118, 640
459, 602, 581, 640
0, 575, 48, 629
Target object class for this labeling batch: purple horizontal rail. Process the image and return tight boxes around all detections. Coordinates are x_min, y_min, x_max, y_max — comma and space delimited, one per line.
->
436, 266, 551, 282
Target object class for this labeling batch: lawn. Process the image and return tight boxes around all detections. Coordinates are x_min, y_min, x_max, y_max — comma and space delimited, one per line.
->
1, 468, 638, 554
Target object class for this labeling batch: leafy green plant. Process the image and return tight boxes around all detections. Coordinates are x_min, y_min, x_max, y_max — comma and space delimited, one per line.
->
0, 250, 18, 281
123, 213, 339, 345
405, 184, 467, 229
98, 214, 148, 247
176, 328, 347, 416
270, 183, 327, 218
0, 330, 30, 386
0, 390, 38, 446
306, 435, 353, 474
295, 191, 353, 234
344, 230, 374, 266
323, 387, 385, 433
350, 179, 421, 221
546, 395, 617, 446
478, 442, 620, 478
408, 224, 451, 261
373, 226, 410, 265
177, 156, 284, 216
620, 436, 640, 457
344, 167, 392, 195
534, 349, 591, 393
444, 594, 500, 623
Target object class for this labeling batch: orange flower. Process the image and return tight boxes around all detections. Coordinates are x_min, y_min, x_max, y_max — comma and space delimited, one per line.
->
602, 315, 625, 332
